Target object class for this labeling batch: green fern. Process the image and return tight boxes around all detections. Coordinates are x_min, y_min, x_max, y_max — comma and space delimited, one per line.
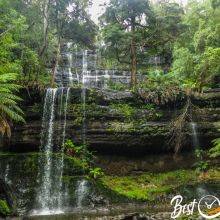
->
0, 72, 25, 137
209, 138, 220, 158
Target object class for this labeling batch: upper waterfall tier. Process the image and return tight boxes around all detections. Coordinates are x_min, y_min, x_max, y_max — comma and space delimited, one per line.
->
55, 43, 145, 88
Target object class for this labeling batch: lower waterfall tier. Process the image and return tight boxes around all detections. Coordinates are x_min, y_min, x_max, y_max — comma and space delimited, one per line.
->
1, 88, 220, 154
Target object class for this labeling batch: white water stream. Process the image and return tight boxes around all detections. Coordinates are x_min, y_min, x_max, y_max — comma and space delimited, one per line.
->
191, 122, 200, 148
33, 44, 74, 215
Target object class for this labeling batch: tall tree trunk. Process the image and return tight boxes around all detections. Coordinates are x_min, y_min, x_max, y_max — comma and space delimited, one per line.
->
130, 23, 137, 87
39, 0, 50, 57
51, 38, 60, 87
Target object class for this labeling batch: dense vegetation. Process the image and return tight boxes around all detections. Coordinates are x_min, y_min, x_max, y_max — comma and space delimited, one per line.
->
0, 1, 219, 217
0, 0, 96, 135
0, 0, 219, 144
0, 0, 220, 156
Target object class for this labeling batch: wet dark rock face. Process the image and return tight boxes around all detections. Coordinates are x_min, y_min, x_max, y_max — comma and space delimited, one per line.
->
1, 88, 220, 154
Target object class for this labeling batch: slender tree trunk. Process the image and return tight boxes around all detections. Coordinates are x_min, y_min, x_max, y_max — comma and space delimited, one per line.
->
40, 0, 50, 57
130, 23, 137, 87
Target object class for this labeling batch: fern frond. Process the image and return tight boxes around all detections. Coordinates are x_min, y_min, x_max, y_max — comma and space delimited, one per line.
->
0, 73, 18, 82
0, 105, 25, 122
0, 72, 24, 136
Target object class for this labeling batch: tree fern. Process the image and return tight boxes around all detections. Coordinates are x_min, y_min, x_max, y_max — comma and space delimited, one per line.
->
209, 138, 220, 158
0, 72, 25, 137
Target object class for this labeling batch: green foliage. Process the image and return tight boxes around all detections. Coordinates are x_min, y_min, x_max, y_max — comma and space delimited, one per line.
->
64, 140, 90, 171
194, 149, 209, 172
137, 70, 182, 105
110, 103, 135, 119
209, 138, 220, 158
0, 72, 25, 136
172, 0, 220, 91
63, 139, 105, 178
107, 80, 128, 91
0, 0, 49, 87
142, 103, 155, 110
0, 0, 96, 89
0, 199, 11, 216
64, 139, 86, 158
100, 0, 184, 75
63, 139, 95, 167
100, 0, 154, 77
89, 167, 104, 179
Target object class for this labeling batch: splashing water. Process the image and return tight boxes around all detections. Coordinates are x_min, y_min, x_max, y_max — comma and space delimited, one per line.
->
75, 179, 88, 208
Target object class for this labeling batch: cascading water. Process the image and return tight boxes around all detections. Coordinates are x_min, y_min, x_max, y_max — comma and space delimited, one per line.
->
67, 42, 73, 85
33, 46, 136, 214
62, 88, 70, 145
33, 43, 73, 215
74, 50, 89, 209
4, 164, 10, 184
81, 50, 88, 145
56, 87, 70, 210
191, 122, 200, 148
75, 179, 88, 208
36, 88, 58, 215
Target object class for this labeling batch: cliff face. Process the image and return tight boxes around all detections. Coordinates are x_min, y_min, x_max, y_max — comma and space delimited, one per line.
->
1, 88, 220, 155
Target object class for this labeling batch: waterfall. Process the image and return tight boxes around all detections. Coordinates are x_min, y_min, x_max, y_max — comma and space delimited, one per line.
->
75, 179, 88, 208
56, 87, 70, 210
33, 44, 73, 215
62, 88, 70, 146
67, 43, 73, 86
83, 50, 88, 74
95, 70, 98, 87
191, 122, 200, 148
81, 50, 87, 145
4, 163, 10, 184
104, 70, 110, 89
36, 88, 58, 214
82, 50, 88, 86
59, 88, 64, 116
33, 47, 134, 215
75, 45, 80, 84
75, 50, 89, 202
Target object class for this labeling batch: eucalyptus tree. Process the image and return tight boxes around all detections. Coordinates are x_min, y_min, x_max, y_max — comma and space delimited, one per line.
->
100, 0, 154, 86
100, 0, 185, 85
